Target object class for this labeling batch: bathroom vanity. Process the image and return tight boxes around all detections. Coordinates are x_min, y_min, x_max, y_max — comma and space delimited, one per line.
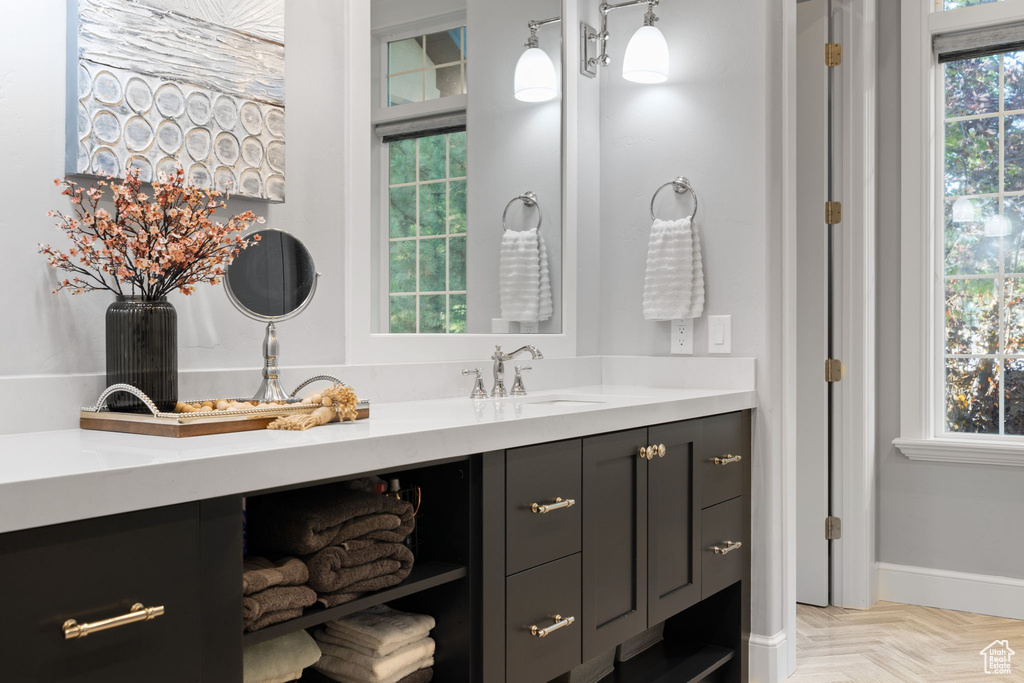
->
0, 387, 753, 682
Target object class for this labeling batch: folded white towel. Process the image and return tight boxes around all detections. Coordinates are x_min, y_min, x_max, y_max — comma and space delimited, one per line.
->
499, 227, 552, 323
314, 635, 435, 681
313, 654, 434, 683
315, 628, 421, 659
323, 606, 435, 657
642, 217, 705, 321
243, 630, 321, 683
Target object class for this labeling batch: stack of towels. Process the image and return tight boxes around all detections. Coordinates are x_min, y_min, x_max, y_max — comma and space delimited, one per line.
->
313, 605, 436, 683
246, 483, 416, 612
243, 630, 322, 683
243, 557, 317, 632
499, 227, 553, 323
642, 216, 705, 321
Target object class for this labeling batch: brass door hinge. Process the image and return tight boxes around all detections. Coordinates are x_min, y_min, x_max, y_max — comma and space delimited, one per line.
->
826, 43, 842, 67
826, 515, 842, 540
826, 201, 842, 225
825, 358, 846, 383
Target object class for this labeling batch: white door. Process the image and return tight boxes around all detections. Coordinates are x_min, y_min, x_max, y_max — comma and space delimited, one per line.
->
795, 0, 830, 607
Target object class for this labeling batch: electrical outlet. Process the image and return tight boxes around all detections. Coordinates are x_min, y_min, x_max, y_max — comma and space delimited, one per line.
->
708, 315, 732, 354
670, 319, 694, 355
519, 321, 538, 334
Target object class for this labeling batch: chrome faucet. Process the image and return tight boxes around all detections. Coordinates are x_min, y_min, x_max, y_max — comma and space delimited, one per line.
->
491, 345, 543, 397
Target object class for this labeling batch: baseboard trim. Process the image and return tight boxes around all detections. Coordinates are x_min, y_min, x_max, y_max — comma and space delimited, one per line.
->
878, 562, 1024, 620
749, 629, 789, 683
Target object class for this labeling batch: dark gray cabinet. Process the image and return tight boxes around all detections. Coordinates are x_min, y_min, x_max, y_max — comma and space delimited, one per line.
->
648, 419, 702, 624
581, 428, 648, 661
0, 504, 205, 683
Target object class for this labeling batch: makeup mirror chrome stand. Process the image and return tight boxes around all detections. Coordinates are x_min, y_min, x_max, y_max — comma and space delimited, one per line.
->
224, 229, 321, 403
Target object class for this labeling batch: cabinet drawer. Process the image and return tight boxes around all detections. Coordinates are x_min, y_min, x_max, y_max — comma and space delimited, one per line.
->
0, 504, 203, 683
701, 497, 745, 600
506, 554, 583, 683
699, 412, 747, 509
506, 439, 582, 575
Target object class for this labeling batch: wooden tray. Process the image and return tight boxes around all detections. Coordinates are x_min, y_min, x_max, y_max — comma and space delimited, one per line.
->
81, 401, 370, 438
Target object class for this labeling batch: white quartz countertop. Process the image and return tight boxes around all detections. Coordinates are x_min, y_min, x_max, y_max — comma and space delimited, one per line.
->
0, 385, 755, 534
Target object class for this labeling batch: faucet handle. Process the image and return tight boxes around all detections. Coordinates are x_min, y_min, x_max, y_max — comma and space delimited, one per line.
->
510, 366, 532, 396
462, 369, 488, 399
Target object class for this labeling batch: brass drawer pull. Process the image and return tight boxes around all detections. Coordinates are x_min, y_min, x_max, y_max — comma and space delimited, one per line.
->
711, 540, 743, 556
638, 446, 650, 460
530, 614, 576, 638
63, 603, 164, 640
712, 454, 742, 465
654, 444, 666, 458
531, 497, 576, 514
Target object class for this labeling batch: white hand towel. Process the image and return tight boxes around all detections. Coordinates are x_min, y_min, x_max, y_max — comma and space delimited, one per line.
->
499, 228, 552, 323
314, 635, 435, 681
243, 630, 321, 683
642, 217, 705, 321
313, 654, 434, 683
323, 606, 435, 657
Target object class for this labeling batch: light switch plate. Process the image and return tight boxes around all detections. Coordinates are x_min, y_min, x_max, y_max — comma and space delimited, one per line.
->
491, 318, 511, 334
671, 319, 694, 355
708, 315, 732, 354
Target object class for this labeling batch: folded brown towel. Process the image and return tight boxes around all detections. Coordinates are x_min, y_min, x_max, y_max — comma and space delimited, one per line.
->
243, 557, 309, 596
399, 668, 433, 683
315, 556, 413, 607
244, 607, 306, 633
247, 486, 415, 555
307, 541, 415, 593
317, 591, 364, 609
242, 585, 317, 622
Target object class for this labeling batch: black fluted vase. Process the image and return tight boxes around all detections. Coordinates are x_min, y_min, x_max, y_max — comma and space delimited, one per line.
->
105, 296, 178, 413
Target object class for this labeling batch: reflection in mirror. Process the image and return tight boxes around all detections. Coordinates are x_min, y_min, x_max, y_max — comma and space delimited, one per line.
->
370, 0, 562, 335
225, 229, 319, 401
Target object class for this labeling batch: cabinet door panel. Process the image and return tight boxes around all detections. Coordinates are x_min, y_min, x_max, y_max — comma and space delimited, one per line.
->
0, 505, 203, 683
699, 412, 746, 509
506, 439, 582, 575
647, 420, 702, 624
581, 428, 648, 661
506, 554, 582, 683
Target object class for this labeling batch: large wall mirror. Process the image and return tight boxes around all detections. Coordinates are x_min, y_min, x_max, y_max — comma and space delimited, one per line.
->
369, 0, 563, 336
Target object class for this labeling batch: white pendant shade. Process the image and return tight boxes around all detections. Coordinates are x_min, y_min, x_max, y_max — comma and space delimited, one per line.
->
515, 47, 558, 102
622, 25, 669, 84
951, 197, 976, 223
984, 213, 1012, 237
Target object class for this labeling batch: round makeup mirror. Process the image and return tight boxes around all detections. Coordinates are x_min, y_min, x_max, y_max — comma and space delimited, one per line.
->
224, 229, 320, 401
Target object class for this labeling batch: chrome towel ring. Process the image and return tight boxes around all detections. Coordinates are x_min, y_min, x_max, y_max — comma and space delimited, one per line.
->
650, 176, 699, 221
503, 191, 543, 232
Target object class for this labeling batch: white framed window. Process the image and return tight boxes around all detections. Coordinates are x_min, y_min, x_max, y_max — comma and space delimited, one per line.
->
897, 0, 1024, 464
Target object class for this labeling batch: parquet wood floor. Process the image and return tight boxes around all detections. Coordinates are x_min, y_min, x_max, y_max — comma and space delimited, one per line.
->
791, 601, 1024, 681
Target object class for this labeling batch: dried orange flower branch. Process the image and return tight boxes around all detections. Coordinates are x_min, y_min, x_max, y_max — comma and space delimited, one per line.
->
38, 167, 264, 298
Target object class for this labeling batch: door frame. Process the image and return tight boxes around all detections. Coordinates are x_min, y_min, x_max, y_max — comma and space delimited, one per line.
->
777, 0, 878, 677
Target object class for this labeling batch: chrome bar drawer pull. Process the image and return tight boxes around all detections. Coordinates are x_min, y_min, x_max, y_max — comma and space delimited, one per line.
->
530, 614, 576, 638
531, 497, 576, 514
711, 541, 743, 556
712, 454, 743, 465
63, 603, 165, 640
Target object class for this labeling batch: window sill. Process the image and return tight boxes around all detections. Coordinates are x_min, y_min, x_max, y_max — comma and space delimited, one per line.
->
894, 437, 1024, 467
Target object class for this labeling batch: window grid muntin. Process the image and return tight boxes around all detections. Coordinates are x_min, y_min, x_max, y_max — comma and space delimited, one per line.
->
386, 28, 467, 107
387, 132, 467, 334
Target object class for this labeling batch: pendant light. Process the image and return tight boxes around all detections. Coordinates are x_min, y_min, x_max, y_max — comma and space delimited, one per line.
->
951, 197, 976, 223
622, 4, 669, 83
515, 20, 559, 103
984, 213, 1012, 237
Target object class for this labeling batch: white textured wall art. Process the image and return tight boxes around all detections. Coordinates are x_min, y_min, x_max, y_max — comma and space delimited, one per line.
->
67, 0, 286, 202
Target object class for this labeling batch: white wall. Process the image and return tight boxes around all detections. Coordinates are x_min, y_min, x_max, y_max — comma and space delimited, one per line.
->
466, 0, 563, 334
0, 1, 347, 396
876, 2, 1024, 580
